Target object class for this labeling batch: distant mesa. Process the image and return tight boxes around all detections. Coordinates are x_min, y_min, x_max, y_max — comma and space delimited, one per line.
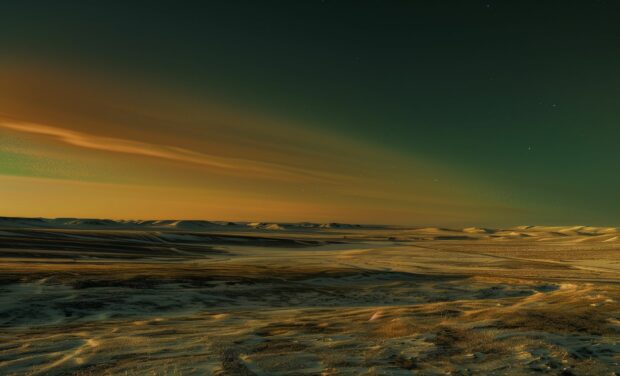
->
319, 222, 362, 229
0, 216, 370, 232
248, 222, 285, 230
0, 217, 49, 228
0, 217, 616, 242
212, 221, 238, 226
462, 227, 496, 234
167, 220, 219, 230
66, 219, 118, 226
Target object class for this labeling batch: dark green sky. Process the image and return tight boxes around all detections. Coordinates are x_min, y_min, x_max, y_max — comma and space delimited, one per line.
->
1, 1, 619, 225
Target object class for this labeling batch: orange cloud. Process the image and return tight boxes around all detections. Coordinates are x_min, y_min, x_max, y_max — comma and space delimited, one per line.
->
0, 119, 342, 183
0, 61, 520, 225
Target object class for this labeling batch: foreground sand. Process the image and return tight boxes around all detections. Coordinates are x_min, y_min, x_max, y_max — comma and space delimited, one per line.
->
0, 223, 619, 375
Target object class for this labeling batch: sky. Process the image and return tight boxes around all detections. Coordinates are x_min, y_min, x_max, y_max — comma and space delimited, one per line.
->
0, 1, 619, 226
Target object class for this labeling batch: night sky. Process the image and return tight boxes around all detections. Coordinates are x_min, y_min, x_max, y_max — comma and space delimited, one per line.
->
1, 1, 619, 226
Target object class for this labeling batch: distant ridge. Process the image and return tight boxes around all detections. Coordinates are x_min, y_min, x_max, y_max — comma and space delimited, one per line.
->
0, 216, 380, 232
0, 217, 617, 242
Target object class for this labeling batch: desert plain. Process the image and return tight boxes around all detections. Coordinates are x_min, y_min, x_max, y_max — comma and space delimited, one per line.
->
0, 218, 619, 375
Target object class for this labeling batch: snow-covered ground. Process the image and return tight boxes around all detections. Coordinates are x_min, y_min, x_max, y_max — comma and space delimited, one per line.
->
0, 221, 619, 375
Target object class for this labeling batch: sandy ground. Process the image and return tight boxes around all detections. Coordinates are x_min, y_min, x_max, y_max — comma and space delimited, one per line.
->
0, 223, 619, 375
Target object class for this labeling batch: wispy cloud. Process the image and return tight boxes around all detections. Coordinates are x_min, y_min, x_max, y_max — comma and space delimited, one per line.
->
0, 119, 342, 183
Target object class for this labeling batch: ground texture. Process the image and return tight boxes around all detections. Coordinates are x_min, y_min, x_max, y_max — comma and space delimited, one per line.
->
0, 224, 619, 375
